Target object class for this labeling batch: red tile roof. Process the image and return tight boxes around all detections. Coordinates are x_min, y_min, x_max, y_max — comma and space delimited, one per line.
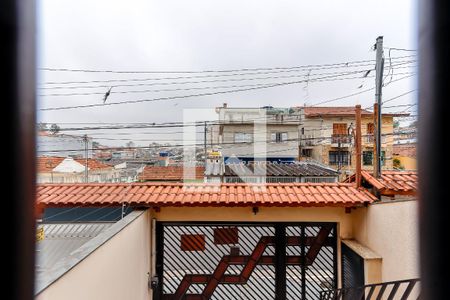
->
77, 159, 112, 170
36, 182, 376, 208
347, 170, 417, 196
37, 157, 65, 172
37, 156, 112, 172
138, 166, 205, 181
303, 107, 408, 118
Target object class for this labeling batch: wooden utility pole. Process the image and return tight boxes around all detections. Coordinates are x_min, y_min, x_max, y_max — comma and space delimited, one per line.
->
374, 36, 384, 178
373, 103, 379, 177
83, 134, 88, 182
204, 121, 207, 161
355, 105, 362, 188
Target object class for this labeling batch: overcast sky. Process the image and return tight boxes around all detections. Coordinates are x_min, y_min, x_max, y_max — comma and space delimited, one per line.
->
37, 0, 417, 146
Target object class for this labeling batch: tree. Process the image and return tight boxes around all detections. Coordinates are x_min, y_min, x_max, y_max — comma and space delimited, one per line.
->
125, 141, 135, 148
37, 122, 48, 131
92, 141, 100, 149
49, 124, 60, 135
393, 120, 400, 129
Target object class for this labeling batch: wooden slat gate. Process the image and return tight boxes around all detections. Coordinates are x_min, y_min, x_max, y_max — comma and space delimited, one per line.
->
154, 222, 337, 300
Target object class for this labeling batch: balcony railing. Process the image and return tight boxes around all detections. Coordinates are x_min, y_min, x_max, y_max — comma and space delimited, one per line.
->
331, 134, 352, 144
319, 278, 420, 300
300, 134, 315, 147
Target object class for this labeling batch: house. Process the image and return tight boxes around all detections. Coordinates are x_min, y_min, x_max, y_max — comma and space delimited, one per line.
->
34, 178, 419, 300
299, 106, 407, 175
36, 156, 125, 183
138, 165, 205, 182
209, 104, 302, 163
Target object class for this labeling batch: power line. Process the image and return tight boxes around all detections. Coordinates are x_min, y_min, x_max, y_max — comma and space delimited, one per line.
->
39, 71, 415, 111
39, 70, 370, 111
38, 68, 379, 91
38, 55, 416, 74
37, 130, 416, 154
39, 71, 416, 97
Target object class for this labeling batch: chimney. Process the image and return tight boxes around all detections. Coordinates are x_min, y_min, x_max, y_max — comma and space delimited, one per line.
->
355, 105, 362, 188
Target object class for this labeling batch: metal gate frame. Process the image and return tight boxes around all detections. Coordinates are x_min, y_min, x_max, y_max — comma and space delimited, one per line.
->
154, 222, 338, 300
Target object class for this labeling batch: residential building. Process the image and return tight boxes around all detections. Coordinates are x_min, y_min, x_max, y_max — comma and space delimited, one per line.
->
209, 104, 302, 163
138, 165, 205, 182
36, 156, 136, 183
299, 106, 407, 175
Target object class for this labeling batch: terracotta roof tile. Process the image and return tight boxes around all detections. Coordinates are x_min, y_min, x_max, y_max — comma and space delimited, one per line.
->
37, 156, 112, 172
347, 170, 417, 196
36, 182, 376, 208
36, 157, 65, 172
138, 165, 205, 181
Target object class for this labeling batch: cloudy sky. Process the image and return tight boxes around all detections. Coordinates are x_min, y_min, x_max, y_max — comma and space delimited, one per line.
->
37, 0, 417, 146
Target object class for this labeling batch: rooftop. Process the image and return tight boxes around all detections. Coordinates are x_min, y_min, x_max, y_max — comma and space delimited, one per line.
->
37, 156, 113, 172
36, 182, 376, 208
347, 170, 417, 196
303, 106, 408, 118
138, 165, 205, 181
205, 161, 338, 177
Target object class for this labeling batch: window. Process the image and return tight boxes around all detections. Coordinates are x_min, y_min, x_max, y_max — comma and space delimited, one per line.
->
234, 132, 252, 143
333, 123, 348, 135
301, 149, 313, 157
363, 151, 373, 165
329, 151, 351, 165
271, 132, 288, 143
363, 150, 386, 166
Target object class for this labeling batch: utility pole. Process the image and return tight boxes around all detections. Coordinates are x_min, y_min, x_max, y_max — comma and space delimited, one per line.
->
355, 105, 362, 188
374, 36, 384, 178
83, 134, 89, 183
204, 121, 207, 161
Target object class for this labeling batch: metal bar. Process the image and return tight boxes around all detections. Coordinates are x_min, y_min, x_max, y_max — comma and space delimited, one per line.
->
301, 226, 306, 300
275, 224, 287, 300
387, 282, 401, 300
400, 280, 417, 300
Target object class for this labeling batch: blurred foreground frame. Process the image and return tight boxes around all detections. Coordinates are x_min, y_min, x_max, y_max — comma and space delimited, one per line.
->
418, 0, 450, 299
2, 0, 36, 299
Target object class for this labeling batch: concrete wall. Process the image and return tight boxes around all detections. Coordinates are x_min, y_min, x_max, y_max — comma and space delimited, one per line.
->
352, 199, 419, 282
37, 211, 152, 300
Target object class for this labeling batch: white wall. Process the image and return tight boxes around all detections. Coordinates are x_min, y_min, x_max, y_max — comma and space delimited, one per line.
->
36, 211, 152, 300
352, 200, 419, 282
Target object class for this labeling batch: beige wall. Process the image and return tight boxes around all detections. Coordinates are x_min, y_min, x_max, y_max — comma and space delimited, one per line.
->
352, 200, 419, 282
37, 211, 152, 300
301, 116, 395, 173
153, 206, 353, 238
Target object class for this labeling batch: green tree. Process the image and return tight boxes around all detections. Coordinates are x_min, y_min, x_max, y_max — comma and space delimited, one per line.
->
49, 124, 60, 135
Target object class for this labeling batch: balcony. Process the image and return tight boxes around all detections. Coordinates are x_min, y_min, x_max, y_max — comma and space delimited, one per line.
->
331, 134, 352, 147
